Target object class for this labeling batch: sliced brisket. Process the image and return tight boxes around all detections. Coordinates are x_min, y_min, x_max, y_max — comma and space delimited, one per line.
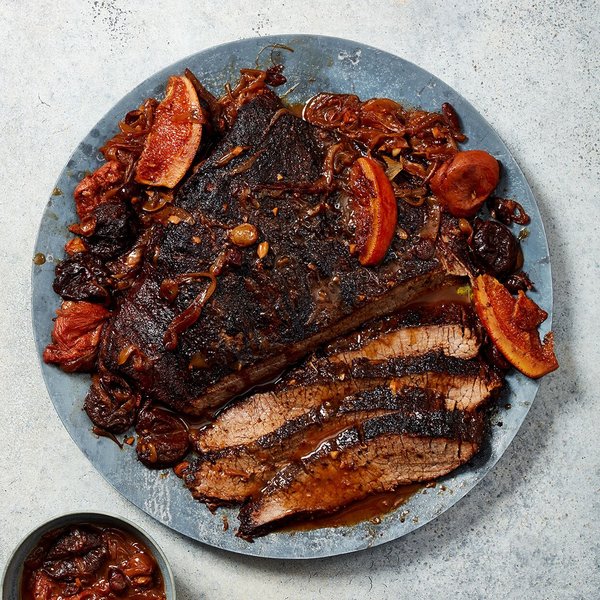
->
194, 351, 500, 453
184, 386, 445, 505
324, 300, 481, 362
237, 409, 484, 538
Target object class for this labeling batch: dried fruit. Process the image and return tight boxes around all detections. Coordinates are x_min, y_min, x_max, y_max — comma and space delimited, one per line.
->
472, 274, 558, 378
135, 406, 190, 468
135, 75, 203, 188
74, 160, 125, 220
348, 156, 398, 266
430, 150, 500, 217
472, 219, 520, 276
43, 301, 111, 372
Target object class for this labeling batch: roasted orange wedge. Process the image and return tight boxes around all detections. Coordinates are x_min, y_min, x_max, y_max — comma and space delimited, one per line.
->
472, 274, 558, 378
430, 150, 500, 217
348, 156, 398, 266
135, 75, 203, 188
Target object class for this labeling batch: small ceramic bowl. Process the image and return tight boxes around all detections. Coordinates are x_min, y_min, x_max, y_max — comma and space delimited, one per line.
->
2, 512, 176, 599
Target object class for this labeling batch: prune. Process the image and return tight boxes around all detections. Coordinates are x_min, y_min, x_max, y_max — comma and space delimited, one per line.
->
84, 372, 141, 433
505, 271, 534, 293
472, 219, 520, 276
86, 200, 136, 259
136, 406, 190, 468
53, 254, 111, 303
265, 64, 287, 87
46, 527, 103, 560
488, 196, 530, 225
42, 527, 108, 581
44, 546, 107, 580
108, 567, 128, 593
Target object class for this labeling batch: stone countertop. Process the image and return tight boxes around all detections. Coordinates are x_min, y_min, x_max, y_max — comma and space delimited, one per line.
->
0, 2, 598, 598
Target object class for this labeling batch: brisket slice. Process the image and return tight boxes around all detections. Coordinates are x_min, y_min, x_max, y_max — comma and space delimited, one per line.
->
194, 351, 501, 453
324, 300, 480, 362
184, 386, 445, 505
237, 409, 484, 538
98, 91, 461, 415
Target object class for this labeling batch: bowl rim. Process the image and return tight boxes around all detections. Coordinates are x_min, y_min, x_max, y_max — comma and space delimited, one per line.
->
1, 511, 176, 600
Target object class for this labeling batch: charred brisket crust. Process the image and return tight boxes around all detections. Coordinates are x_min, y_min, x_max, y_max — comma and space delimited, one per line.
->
100, 92, 451, 413
351, 351, 487, 378
359, 409, 484, 445
283, 350, 494, 387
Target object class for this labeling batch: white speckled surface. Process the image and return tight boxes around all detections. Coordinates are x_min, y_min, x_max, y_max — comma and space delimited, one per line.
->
0, 1, 598, 598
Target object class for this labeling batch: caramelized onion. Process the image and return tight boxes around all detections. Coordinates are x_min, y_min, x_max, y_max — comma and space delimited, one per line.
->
163, 272, 217, 350
117, 344, 137, 366
217, 69, 268, 130
100, 98, 158, 179
228, 150, 265, 176
214, 145, 248, 167
184, 68, 221, 121
141, 190, 173, 212
159, 271, 215, 302
322, 142, 342, 185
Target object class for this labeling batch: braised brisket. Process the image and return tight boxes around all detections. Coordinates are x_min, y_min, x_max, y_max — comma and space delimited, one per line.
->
97, 92, 463, 415
194, 351, 500, 454
184, 386, 446, 505
237, 409, 484, 538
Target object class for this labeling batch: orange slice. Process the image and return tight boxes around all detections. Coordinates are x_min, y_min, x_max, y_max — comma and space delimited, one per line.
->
348, 157, 398, 266
472, 274, 558, 378
135, 75, 203, 188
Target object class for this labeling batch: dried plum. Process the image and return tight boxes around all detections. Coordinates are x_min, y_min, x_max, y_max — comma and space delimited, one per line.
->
505, 271, 534, 293
45, 527, 103, 560
53, 254, 111, 303
42, 527, 107, 581
86, 200, 136, 259
108, 567, 129, 593
472, 219, 520, 276
84, 372, 140, 433
488, 196, 530, 225
135, 406, 190, 468
265, 64, 287, 87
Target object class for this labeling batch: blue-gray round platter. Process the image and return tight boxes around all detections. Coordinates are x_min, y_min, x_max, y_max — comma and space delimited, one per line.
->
31, 35, 552, 559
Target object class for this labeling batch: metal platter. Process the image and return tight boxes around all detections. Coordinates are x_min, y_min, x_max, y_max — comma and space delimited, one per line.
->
31, 35, 552, 559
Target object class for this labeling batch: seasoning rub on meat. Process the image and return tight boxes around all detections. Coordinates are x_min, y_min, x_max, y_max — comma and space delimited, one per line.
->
44, 65, 557, 539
